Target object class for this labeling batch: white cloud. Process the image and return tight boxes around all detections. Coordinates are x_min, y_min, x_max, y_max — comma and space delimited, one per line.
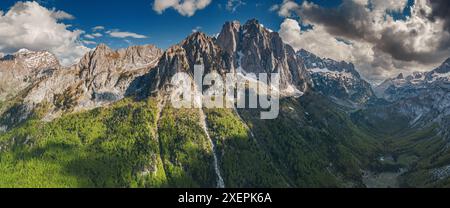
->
226, 0, 246, 13
92, 26, 105, 31
50, 10, 75, 20
0, 1, 90, 66
277, 0, 299, 17
107, 30, 148, 39
82, 40, 97, 45
84, 34, 95, 39
192, 26, 202, 33
279, 19, 380, 79
280, 19, 361, 62
85, 33, 102, 39
92, 33, 102, 37
269, 4, 279, 12
153, 0, 212, 17
276, 0, 450, 82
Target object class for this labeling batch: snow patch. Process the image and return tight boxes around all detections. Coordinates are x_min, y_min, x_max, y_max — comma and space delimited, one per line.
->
308, 67, 354, 79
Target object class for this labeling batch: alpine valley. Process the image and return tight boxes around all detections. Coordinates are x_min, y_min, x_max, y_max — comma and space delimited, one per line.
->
0, 19, 449, 188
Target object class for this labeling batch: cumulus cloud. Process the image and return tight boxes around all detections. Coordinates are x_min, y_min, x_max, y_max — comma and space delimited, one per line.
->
153, 0, 211, 17
226, 0, 246, 13
192, 26, 202, 33
0, 1, 90, 66
85, 33, 103, 39
50, 10, 75, 20
92, 26, 105, 31
277, 0, 299, 17
276, 0, 450, 82
269, 4, 279, 12
84, 34, 95, 39
107, 30, 148, 39
82, 40, 97, 45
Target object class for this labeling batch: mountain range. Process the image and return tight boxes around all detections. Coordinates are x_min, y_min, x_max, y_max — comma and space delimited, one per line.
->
0, 19, 449, 188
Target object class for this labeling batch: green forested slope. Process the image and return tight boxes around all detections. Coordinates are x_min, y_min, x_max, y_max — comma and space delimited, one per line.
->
0, 93, 404, 188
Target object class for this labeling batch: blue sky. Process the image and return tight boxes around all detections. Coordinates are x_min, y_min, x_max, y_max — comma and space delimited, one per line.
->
0, 0, 341, 49
0, 0, 264, 49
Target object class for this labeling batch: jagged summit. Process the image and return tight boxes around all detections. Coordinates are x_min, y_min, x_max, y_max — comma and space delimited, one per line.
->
0, 43, 163, 127
434, 57, 450, 74
297, 48, 375, 105
376, 56, 450, 101
90, 43, 113, 54
78, 44, 162, 76
181, 32, 221, 66
146, 31, 225, 92
1, 48, 60, 68
216, 19, 310, 92
142, 18, 309, 98
0, 48, 60, 101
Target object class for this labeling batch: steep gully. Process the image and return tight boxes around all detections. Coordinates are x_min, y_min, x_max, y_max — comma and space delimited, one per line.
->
199, 108, 225, 188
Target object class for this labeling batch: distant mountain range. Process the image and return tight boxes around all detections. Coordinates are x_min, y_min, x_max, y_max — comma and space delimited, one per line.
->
0, 19, 449, 188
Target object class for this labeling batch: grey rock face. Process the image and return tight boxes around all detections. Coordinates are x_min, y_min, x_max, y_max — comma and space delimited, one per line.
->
147, 32, 224, 94
297, 49, 375, 105
374, 58, 450, 137
376, 58, 450, 102
1, 44, 162, 127
148, 19, 310, 99
0, 49, 60, 101
216, 21, 241, 55
75, 44, 162, 104
216, 19, 310, 93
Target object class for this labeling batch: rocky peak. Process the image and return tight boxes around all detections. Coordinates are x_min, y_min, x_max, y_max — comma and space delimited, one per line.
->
146, 45, 191, 92
78, 44, 162, 80
297, 49, 360, 78
181, 32, 226, 73
147, 19, 310, 97
297, 49, 375, 105
183, 32, 214, 47
434, 57, 450, 74
373, 59, 450, 136
216, 21, 241, 54
216, 19, 309, 92
1, 48, 59, 70
0, 43, 163, 126
148, 32, 225, 92
375, 57, 450, 103
95, 43, 111, 52
242, 19, 265, 34
181, 32, 221, 66
0, 49, 60, 101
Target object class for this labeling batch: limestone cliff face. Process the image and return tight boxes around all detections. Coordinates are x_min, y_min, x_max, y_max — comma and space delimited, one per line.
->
0, 49, 60, 101
216, 19, 310, 92
1, 19, 314, 129
0, 44, 162, 128
373, 58, 450, 137
297, 49, 375, 106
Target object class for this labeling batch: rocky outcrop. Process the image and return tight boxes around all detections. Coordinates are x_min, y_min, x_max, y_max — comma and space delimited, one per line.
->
216, 19, 309, 94
374, 58, 450, 137
376, 58, 450, 102
0, 49, 60, 101
297, 49, 375, 106
0, 44, 162, 127
146, 19, 310, 99
146, 32, 225, 94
